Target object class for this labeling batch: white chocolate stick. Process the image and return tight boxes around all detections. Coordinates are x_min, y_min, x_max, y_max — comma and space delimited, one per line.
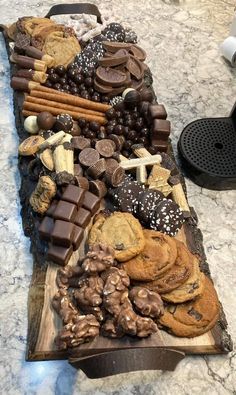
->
172, 183, 190, 212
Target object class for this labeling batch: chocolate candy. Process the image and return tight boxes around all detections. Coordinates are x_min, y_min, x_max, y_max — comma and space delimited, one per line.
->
72, 136, 90, 150
75, 176, 89, 190
137, 189, 164, 223
74, 207, 91, 228
149, 199, 184, 236
123, 88, 141, 109
53, 201, 77, 222
15, 33, 30, 52
105, 108, 117, 120
148, 104, 167, 120
152, 119, 170, 140
72, 225, 84, 250
47, 244, 73, 266
108, 134, 124, 151
87, 158, 106, 178
70, 121, 81, 137
126, 56, 144, 80
46, 200, 58, 217
37, 112, 55, 130
54, 114, 73, 132
61, 185, 85, 206
89, 180, 107, 198
95, 139, 115, 158
109, 179, 145, 213
96, 66, 127, 87
38, 216, 54, 241
105, 165, 125, 187
51, 220, 75, 247
79, 148, 100, 167
140, 87, 154, 102
74, 163, 83, 177
82, 191, 100, 215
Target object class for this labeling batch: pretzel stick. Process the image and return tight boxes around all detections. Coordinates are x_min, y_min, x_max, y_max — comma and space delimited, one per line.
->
30, 86, 111, 113
23, 101, 107, 125
22, 110, 38, 117
26, 95, 104, 117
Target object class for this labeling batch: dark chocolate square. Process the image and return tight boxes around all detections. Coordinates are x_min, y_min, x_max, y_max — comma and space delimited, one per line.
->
61, 184, 85, 206
72, 225, 84, 250
47, 244, 73, 266
53, 200, 77, 222
51, 220, 75, 247
148, 104, 167, 120
82, 191, 100, 215
74, 207, 91, 228
38, 216, 54, 241
152, 119, 171, 141
46, 200, 58, 217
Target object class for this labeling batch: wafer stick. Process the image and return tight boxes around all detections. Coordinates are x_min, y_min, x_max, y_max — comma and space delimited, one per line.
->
26, 95, 104, 117
30, 86, 111, 113
23, 101, 107, 125
22, 110, 38, 117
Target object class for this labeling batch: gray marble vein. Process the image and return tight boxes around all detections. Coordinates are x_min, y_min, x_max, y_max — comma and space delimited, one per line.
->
0, 0, 236, 394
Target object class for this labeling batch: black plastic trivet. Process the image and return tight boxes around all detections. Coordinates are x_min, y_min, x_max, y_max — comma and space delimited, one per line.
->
178, 103, 236, 190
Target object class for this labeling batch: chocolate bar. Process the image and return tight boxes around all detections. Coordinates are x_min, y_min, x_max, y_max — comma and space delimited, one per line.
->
148, 104, 167, 120
74, 207, 91, 228
61, 185, 85, 206
72, 225, 84, 250
51, 220, 75, 247
47, 244, 73, 266
38, 216, 54, 241
53, 201, 77, 222
82, 191, 100, 214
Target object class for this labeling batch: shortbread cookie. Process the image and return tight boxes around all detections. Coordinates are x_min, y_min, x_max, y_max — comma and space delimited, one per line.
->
162, 257, 205, 303
122, 230, 177, 281
158, 276, 220, 337
88, 212, 145, 262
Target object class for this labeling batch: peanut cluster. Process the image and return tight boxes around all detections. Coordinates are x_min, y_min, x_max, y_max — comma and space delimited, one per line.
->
53, 243, 164, 350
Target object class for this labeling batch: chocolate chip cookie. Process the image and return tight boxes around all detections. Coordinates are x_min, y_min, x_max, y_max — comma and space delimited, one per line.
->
162, 256, 205, 303
138, 240, 193, 294
158, 276, 220, 337
122, 230, 177, 281
88, 212, 145, 262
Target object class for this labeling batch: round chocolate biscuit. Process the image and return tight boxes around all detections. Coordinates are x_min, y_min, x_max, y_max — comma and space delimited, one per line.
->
158, 275, 220, 337
79, 148, 100, 167
137, 189, 164, 222
149, 199, 184, 237
109, 180, 145, 213
95, 139, 115, 158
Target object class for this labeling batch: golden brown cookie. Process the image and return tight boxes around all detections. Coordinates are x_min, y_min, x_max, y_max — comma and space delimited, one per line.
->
23, 18, 55, 36
162, 256, 205, 303
122, 230, 177, 281
43, 31, 81, 67
158, 275, 220, 337
88, 212, 145, 262
137, 240, 193, 294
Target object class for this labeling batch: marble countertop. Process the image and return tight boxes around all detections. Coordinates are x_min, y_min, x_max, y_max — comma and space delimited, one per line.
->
0, 0, 236, 394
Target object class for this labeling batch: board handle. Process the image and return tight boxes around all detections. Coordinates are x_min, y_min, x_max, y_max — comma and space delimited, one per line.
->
44, 3, 102, 24
69, 348, 185, 378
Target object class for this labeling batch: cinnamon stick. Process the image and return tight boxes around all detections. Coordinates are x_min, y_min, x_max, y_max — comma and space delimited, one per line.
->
30, 86, 111, 113
23, 101, 107, 125
26, 95, 104, 117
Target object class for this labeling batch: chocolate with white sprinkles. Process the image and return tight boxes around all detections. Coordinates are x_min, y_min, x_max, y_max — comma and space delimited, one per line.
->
149, 199, 184, 236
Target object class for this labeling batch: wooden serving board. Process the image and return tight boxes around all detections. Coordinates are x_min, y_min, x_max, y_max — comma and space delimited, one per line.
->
0, 21, 232, 370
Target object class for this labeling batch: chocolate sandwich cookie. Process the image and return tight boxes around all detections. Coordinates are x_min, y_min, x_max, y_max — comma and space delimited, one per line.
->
149, 199, 184, 237
109, 180, 145, 213
158, 276, 220, 337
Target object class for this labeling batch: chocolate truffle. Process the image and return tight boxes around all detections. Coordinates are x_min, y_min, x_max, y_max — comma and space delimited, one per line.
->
54, 114, 73, 132
37, 112, 55, 130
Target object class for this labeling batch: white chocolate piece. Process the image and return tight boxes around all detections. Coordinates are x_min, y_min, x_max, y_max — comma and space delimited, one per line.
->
39, 131, 66, 150
120, 155, 162, 170
24, 115, 39, 134
39, 148, 54, 171
136, 164, 147, 184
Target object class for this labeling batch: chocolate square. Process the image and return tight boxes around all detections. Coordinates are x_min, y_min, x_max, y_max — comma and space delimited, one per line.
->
82, 191, 100, 215
51, 220, 75, 247
74, 207, 91, 228
46, 200, 58, 217
72, 225, 84, 250
152, 119, 171, 141
38, 216, 54, 241
152, 139, 168, 152
47, 244, 73, 266
61, 184, 85, 206
148, 104, 167, 120
53, 200, 77, 222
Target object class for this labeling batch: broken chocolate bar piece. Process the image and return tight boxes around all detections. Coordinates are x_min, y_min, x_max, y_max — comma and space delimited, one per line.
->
53, 201, 77, 222
74, 207, 91, 228
38, 216, 54, 241
51, 220, 75, 247
148, 104, 167, 120
72, 225, 84, 250
47, 244, 73, 266
82, 191, 100, 215
152, 119, 171, 141
61, 185, 85, 206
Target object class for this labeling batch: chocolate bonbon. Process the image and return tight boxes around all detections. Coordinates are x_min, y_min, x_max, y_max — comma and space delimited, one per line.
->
51, 220, 75, 247
47, 244, 73, 266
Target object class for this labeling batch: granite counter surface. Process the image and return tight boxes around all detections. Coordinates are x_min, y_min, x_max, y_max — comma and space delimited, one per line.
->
0, 0, 236, 394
